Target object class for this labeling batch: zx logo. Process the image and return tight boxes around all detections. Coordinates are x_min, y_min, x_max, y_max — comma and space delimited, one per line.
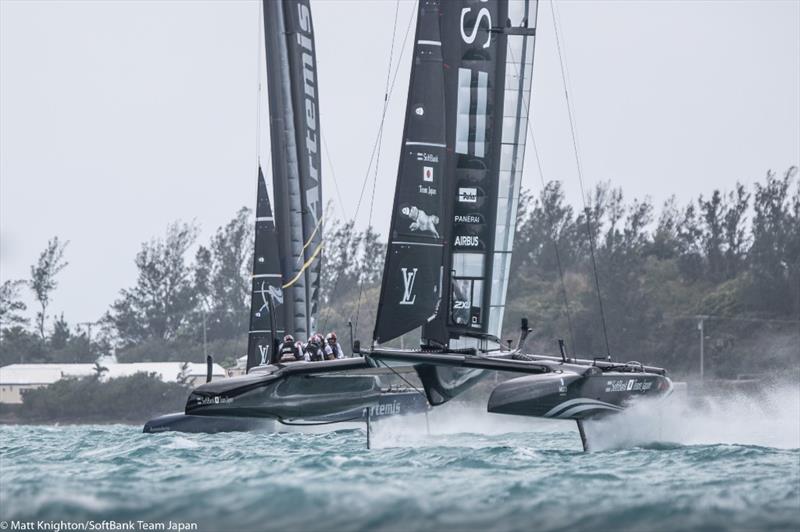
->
399, 268, 418, 305
258, 345, 269, 365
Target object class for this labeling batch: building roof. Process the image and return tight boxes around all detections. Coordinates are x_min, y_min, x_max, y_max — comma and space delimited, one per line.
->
0, 362, 227, 386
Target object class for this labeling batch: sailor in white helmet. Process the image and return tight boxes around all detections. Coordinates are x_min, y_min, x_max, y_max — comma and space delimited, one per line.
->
324, 332, 345, 359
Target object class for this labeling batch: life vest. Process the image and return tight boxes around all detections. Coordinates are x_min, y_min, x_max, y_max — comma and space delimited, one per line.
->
278, 342, 301, 362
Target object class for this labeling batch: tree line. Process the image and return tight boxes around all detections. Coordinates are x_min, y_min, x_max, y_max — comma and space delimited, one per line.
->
1, 167, 798, 377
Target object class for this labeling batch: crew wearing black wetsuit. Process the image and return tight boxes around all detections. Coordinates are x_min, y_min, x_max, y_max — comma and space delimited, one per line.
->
277, 335, 303, 362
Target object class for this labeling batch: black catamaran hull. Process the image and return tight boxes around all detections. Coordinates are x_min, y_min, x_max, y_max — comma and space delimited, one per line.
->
366, 348, 672, 421
143, 390, 427, 434
487, 371, 672, 420
142, 359, 429, 433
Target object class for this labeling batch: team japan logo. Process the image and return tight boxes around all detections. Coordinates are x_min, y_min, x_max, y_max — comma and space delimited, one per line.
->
423, 166, 434, 182
458, 187, 478, 203
399, 268, 418, 305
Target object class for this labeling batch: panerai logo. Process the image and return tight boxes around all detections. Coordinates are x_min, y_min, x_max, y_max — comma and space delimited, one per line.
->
458, 187, 477, 203
399, 268, 418, 305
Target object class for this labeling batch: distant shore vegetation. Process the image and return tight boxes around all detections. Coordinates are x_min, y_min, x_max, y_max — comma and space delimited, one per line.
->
4, 371, 188, 423
1, 167, 798, 379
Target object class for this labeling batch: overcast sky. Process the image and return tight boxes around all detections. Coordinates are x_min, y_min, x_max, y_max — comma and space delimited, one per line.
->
1, 0, 798, 327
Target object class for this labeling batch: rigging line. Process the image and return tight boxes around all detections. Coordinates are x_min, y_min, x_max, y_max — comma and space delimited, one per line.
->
669, 315, 800, 325
355, 0, 401, 337
550, 0, 611, 357
322, 2, 413, 334
282, 243, 323, 289
295, 213, 325, 265
255, 0, 263, 166
321, 132, 347, 218
375, 359, 427, 400
507, 42, 577, 353
352, 2, 415, 221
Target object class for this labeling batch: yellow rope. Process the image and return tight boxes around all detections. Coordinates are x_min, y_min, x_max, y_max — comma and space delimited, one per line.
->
282, 242, 323, 289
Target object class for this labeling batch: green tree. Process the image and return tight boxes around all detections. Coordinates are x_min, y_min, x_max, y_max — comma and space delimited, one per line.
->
29, 237, 69, 340
107, 221, 199, 346
204, 207, 252, 340
0, 279, 28, 329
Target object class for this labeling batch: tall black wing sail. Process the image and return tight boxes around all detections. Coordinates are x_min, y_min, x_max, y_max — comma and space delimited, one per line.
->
374, 0, 448, 345
412, 0, 538, 404
247, 167, 285, 371
424, 0, 538, 345
263, 0, 323, 340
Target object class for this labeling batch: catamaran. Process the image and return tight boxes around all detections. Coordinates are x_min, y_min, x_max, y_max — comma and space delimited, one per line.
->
355, 0, 673, 451
144, 0, 428, 433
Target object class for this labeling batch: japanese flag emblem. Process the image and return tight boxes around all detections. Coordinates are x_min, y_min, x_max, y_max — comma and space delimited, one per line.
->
423, 166, 433, 182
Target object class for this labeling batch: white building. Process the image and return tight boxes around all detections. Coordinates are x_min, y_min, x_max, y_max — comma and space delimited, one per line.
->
0, 362, 226, 404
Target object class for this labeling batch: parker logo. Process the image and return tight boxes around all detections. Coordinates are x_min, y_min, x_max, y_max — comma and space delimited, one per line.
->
458, 187, 477, 203
423, 166, 434, 182
399, 268, 418, 305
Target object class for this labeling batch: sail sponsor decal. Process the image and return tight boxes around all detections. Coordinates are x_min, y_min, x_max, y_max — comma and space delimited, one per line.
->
458, 187, 478, 203
416, 152, 439, 163
369, 400, 401, 417
454, 214, 483, 224
605, 379, 654, 393
258, 344, 270, 366
399, 268, 419, 305
459, 0, 492, 48
292, 0, 323, 332
401, 206, 440, 238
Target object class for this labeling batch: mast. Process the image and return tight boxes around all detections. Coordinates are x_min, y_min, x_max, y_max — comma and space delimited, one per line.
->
247, 167, 285, 371
374, 0, 539, 350
263, 0, 323, 339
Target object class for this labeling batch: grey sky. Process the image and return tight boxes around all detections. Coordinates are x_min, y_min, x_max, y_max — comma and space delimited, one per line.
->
1, 0, 798, 327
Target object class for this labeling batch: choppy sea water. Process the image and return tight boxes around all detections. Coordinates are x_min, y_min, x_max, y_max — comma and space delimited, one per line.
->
1, 385, 799, 532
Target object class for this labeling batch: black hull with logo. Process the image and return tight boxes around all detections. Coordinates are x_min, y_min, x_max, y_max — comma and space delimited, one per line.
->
487, 370, 671, 420
142, 359, 429, 433
365, 348, 672, 421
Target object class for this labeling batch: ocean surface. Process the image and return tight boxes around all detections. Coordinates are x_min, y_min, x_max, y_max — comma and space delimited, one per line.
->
1, 385, 799, 532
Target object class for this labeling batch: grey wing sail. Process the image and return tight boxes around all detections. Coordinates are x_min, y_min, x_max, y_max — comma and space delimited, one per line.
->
263, 0, 322, 340
372, 0, 540, 405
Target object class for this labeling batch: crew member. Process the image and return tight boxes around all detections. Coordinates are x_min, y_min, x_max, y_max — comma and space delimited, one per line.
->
304, 334, 325, 362
278, 334, 302, 362
324, 332, 345, 360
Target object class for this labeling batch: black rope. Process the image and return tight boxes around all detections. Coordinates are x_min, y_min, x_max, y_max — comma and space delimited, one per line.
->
505, 37, 576, 353
550, 0, 611, 357
355, 0, 402, 337
322, 3, 414, 334
375, 359, 428, 401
